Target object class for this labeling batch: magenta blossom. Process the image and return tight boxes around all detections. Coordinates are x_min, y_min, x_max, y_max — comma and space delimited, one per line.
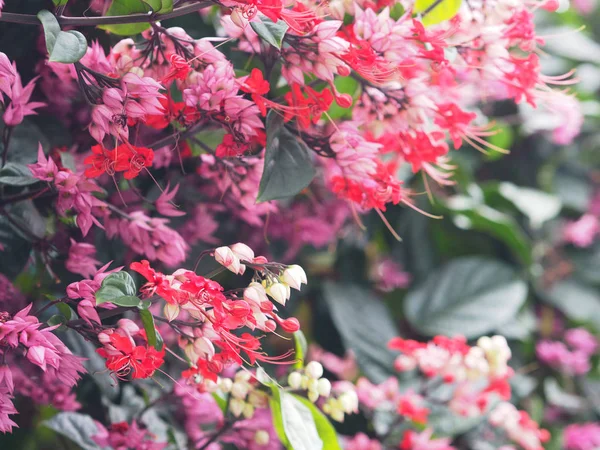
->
65, 239, 101, 279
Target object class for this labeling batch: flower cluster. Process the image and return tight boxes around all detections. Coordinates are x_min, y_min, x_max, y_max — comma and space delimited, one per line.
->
536, 327, 598, 375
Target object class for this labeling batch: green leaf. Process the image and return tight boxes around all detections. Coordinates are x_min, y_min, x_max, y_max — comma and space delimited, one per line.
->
269, 386, 323, 450
323, 282, 399, 383
37, 10, 88, 63
212, 392, 228, 414
257, 112, 316, 202
95, 271, 137, 306
57, 302, 73, 320
109, 295, 142, 307
269, 386, 292, 448
542, 278, 600, 330
292, 395, 342, 450
443, 195, 532, 265
43, 412, 103, 450
497, 182, 562, 229
0, 162, 38, 186
98, 0, 152, 35
251, 15, 289, 49
415, 0, 462, 26
404, 257, 528, 338
293, 330, 308, 369
53, 0, 70, 5
139, 309, 163, 350
47, 314, 67, 330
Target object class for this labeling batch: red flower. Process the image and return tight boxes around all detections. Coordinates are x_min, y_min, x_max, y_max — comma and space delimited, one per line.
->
84, 145, 121, 178
116, 144, 154, 179
97, 333, 165, 380
215, 134, 249, 158
162, 54, 191, 85
240, 69, 270, 116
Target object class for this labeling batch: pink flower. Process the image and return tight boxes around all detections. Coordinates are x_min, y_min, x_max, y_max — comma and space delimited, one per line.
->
2, 72, 46, 126
370, 257, 411, 292
155, 183, 185, 217
344, 433, 382, 450
400, 429, 455, 450
28, 143, 58, 182
66, 239, 101, 278
563, 214, 600, 248
0, 52, 16, 99
565, 328, 598, 356
93, 420, 167, 450
105, 211, 188, 267
564, 422, 600, 450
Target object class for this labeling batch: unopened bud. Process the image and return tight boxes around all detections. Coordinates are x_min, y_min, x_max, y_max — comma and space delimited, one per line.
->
254, 430, 270, 445
288, 371, 302, 389
308, 390, 319, 403
305, 361, 324, 379
267, 282, 288, 305
317, 378, 332, 397
282, 265, 307, 290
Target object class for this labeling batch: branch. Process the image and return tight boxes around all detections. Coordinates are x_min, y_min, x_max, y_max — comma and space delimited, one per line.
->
0, 2, 214, 27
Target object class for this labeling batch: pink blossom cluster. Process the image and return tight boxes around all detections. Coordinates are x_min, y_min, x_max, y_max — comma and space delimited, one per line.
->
0, 305, 86, 432
563, 422, 600, 450
536, 327, 598, 375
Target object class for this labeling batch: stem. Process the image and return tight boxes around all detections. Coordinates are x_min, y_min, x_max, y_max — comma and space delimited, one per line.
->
0, 186, 51, 207
421, 0, 444, 17
0, 2, 214, 27
1, 126, 14, 167
198, 419, 236, 450
148, 120, 206, 150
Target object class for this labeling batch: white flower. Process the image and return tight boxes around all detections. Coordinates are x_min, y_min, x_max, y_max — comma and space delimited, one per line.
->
282, 265, 308, 290
305, 361, 324, 379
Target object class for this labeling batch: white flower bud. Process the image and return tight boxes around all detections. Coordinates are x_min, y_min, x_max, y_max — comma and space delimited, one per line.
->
305, 361, 324, 379
339, 391, 358, 414
330, 408, 344, 423
317, 378, 332, 397
288, 371, 303, 389
243, 402, 255, 419
244, 282, 268, 304
229, 398, 245, 417
307, 378, 319, 393
308, 390, 320, 403
254, 430, 270, 445
282, 265, 308, 290
214, 246, 242, 274
231, 382, 249, 399
267, 282, 288, 305
230, 242, 255, 262
219, 378, 233, 393
163, 303, 180, 322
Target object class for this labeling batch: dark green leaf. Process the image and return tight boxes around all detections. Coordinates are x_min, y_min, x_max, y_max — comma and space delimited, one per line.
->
47, 314, 67, 330
110, 295, 142, 307
43, 412, 102, 450
496, 182, 562, 229
37, 10, 88, 63
443, 196, 532, 265
95, 271, 137, 305
6, 200, 47, 241
269, 386, 323, 450
257, 112, 316, 202
292, 395, 342, 450
323, 282, 398, 383
0, 214, 31, 277
404, 257, 528, 338
56, 302, 73, 320
414, 0, 462, 26
293, 330, 308, 369
99, 0, 152, 35
250, 15, 289, 49
0, 162, 38, 186
542, 278, 600, 330
139, 309, 163, 350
